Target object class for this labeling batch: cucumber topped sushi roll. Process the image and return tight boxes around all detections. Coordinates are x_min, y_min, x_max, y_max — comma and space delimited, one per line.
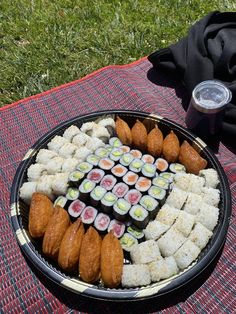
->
54, 196, 68, 208
123, 171, 139, 186
95, 147, 109, 158
152, 176, 169, 190
155, 158, 169, 172
129, 158, 144, 173
111, 164, 128, 178
141, 163, 156, 178
79, 179, 96, 201
87, 168, 105, 183
94, 213, 111, 233
135, 177, 151, 192
98, 157, 115, 171
169, 163, 186, 173
142, 154, 155, 164
127, 225, 145, 242
112, 182, 129, 198
109, 148, 124, 162
66, 187, 79, 201
160, 172, 175, 183
120, 153, 134, 167
108, 219, 126, 238
113, 198, 131, 221
101, 192, 118, 214
86, 154, 100, 166
76, 161, 93, 174
148, 186, 166, 205
140, 195, 159, 219
129, 205, 149, 229
68, 199, 86, 219
90, 185, 106, 207
109, 137, 122, 148
69, 170, 85, 186
120, 233, 138, 254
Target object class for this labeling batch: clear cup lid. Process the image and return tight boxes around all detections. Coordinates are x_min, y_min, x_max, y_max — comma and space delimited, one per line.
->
192, 80, 232, 113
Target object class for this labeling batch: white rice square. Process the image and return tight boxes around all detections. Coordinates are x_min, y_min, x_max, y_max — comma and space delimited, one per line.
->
195, 204, 219, 231
46, 156, 64, 174
172, 211, 195, 237
183, 193, 203, 215
74, 147, 91, 161
166, 188, 188, 209
130, 240, 162, 264
149, 256, 179, 282
174, 239, 201, 269
122, 264, 151, 287
201, 187, 220, 207
36, 149, 58, 164
157, 227, 186, 257
63, 125, 80, 141
47, 135, 69, 153
199, 168, 220, 188
155, 204, 180, 226
188, 174, 205, 194
58, 143, 78, 158
173, 173, 190, 191
144, 220, 170, 240
72, 132, 90, 147
189, 222, 213, 250
61, 158, 78, 173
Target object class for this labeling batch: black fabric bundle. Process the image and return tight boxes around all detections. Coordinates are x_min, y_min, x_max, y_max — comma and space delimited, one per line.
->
148, 11, 236, 149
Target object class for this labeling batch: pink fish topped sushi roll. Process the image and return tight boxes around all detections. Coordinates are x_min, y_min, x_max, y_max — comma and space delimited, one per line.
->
87, 168, 105, 183
112, 182, 129, 198
100, 174, 117, 191
81, 206, 98, 226
68, 199, 86, 219
108, 219, 126, 238
125, 189, 142, 205
94, 213, 111, 233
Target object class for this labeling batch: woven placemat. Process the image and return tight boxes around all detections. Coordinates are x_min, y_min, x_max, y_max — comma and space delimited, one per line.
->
0, 57, 235, 314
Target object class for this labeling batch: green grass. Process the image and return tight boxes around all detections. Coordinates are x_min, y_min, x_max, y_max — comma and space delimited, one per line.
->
1, 0, 235, 106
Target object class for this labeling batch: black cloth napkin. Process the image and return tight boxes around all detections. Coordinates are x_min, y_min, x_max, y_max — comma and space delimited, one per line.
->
148, 11, 236, 149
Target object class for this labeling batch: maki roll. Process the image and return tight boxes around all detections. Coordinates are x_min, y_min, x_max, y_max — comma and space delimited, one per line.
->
160, 172, 175, 183
66, 187, 79, 201
112, 182, 129, 198
90, 185, 106, 207
109, 148, 124, 162
120, 233, 138, 255
104, 144, 113, 153
169, 163, 186, 173
142, 154, 155, 164
109, 137, 122, 148
81, 206, 98, 226
123, 171, 139, 186
68, 199, 86, 219
127, 225, 145, 242
148, 186, 166, 205
141, 163, 156, 178
152, 176, 169, 190
130, 149, 142, 159
101, 192, 118, 214
68, 170, 85, 186
108, 220, 126, 238
87, 168, 105, 183
129, 205, 149, 229
95, 147, 109, 158
79, 179, 96, 201
120, 153, 134, 167
125, 189, 142, 205
140, 195, 159, 219
113, 198, 131, 221
76, 161, 93, 174
129, 158, 144, 173
155, 158, 169, 172
111, 164, 128, 178
98, 157, 115, 171
100, 174, 117, 191
54, 196, 68, 208
135, 177, 151, 192
120, 145, 130, 153
86, 154, 100, 166
94, 213, 111, 233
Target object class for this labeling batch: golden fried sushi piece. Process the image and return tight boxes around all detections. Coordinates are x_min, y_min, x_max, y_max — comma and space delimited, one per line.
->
115, 116, 132, 145
162, 130, 180, 162
147, 124, 163, 157
179, 140, 207, 175
42, 205, 70, 260
79, 226, 102, 283
101, 231, 124, 288
131, 119, 148, 151
58, 218, 85, 272
28, 192, 54, 238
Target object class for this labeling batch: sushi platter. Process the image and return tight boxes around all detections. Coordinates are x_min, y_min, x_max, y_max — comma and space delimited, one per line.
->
10, 110, 231, 300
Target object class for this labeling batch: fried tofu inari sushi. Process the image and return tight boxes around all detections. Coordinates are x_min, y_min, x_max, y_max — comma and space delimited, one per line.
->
147, 124, 163, 157
101, 231, 124, 288
42, 205, 70, 260
179, 140, 207, 175
58, 218, 85, 272
79, 226, 102, 283
162, 130, 180, 162
28, 192, 54, 238
115, 116, 132, 145
131, 120, 148, 151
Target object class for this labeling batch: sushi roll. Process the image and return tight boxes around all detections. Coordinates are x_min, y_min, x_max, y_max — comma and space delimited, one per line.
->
129, 158, 144, 173
123, 171, 139, 186
90, 185, 106, 207
111, 164, 128, 178
61, 157, 78, 173
144, 220, 170, 241
95, 147, 109, 158
108, 220, 126, 238
76, 161, 93, 174
169, 163, 186, 173
101, 192, 118, 214
173, 239, 201, 270
141, 163, 156, 178
120, 233, 138, 254
156, 204, 180, 226
109, 148, 124, 162
129, 205, 149, 229
112, 182, 129, 198
127, 225, 145, 242
157, 227, 186, 257
141, 154, 155, 164
74, 146, 91, 161
20, 182, 37, 204
27, 163, 48, 181
199, 168, 219, 188
87, 168, 105, 183
68, 199, 86, 219
159, 172, 174, 183
63, 125, 80, 141
68, 170, 85, 186
109, 137, 122, 148
79, 179, 96, 201
47, 135, 69, 153
85, 137, 105, 152
113, 198, 131, 221
152, 176, 169, 190
94, 213, 111, 233
104, 144, 113, 153
125, 189, 142, 205
72, 132, 90, 147
148, 186, 166, 205
155, 158, 169, 172
122, 264, 151, 287
36, 149, 58, 164
130, 149, 142, 159
66, 187, 79, 201
46, 156, 64, 175
58, 142, 78, 158
139, 195, 159, 219
81, 206, 98, 226
149, 256, 179, 282
130, 239, 162, 264
120, 145, 130, 153
135, 177, 151, 192
100, 174, 117, 191
165, 187, 188, 209
51, 173, 69, 196
54, 196, 68, 208
86, 154, 100, 166
98, 117, 115, 136
120, 153, 134, 167
98, 157, 115, 171
36, 175, 54, 200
